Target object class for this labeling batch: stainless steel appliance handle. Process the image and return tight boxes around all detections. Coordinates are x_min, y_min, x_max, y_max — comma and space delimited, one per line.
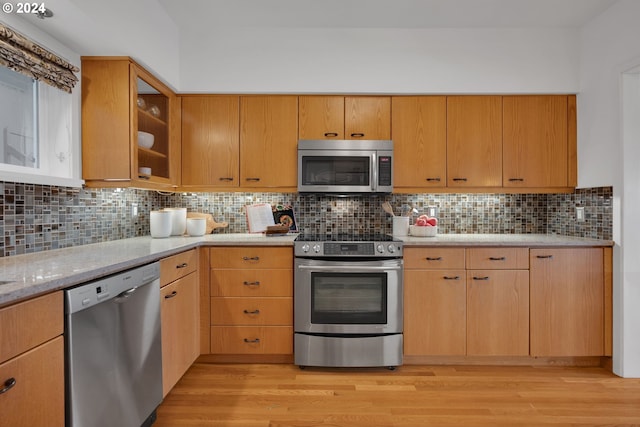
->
371, 152, 378, 192
297, 264, 401, 272
114, 287, 137, 303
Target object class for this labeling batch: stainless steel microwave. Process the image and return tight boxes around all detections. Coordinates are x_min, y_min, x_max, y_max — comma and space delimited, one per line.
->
297, 140, 393, 194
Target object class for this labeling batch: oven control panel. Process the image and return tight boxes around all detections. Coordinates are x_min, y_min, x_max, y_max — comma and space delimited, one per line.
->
295, 241, 403, 257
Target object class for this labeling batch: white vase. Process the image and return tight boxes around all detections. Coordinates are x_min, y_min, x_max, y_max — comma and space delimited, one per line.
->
150, 211, 172, 238
164, 208, 187, 236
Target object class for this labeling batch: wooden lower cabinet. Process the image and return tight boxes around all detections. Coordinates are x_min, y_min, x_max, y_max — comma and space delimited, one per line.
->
404, 270, 466, 356
466, 270, 529, 356
530, 248, 604, 357
0, 291, 64, 427
160, 250, 199, 397
0, 337, 64, 427
209, 247, 293, 359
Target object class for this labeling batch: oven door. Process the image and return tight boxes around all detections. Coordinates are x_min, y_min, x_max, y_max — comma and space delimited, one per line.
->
294, 258, 403, 334
297, 149, 375, 193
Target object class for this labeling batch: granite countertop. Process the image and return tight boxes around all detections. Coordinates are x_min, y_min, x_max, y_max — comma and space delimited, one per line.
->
0, 233, 612, 307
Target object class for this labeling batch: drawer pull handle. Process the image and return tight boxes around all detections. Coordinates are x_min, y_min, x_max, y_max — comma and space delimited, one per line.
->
245, 177, 261, 182
443, 276, 460, 280
509, 178, 524, 182
536, 255, 553, 259
0, 378, 16, 395
452, 178, 467, 182
324, 132, 339, 137
425, 257, 442, 261
243, 281, 261, 286
243, 309, 260, 315
219, 177, 234, 181
244, 338, 260, 344
489, 257, 506, 261
242, 256, 260, 261
426, 177, 441, 182
350, 133, 365, 138
473, 276, 490, 281
164, 291, 178, 299
176, 263, 188, 269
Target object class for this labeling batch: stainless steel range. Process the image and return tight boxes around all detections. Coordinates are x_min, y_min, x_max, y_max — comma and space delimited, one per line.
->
294, 234, 403, 369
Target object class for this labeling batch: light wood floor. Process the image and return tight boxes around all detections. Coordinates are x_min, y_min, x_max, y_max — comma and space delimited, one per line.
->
156, 363, 640, 427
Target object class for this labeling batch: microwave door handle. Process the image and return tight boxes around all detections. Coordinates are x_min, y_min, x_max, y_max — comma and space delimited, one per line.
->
371, 152, 378, 192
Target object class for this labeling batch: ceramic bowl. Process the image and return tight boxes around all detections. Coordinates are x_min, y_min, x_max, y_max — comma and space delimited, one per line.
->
410, 224, 437, 237
138, 131, 154, 149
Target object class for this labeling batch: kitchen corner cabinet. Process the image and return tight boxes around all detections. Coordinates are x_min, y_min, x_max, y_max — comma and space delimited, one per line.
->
503, 95, 577, 189
81, 57, 181, 190
392, 96, 447, 189
209, 247, 293, 358
0, 292, 64, 427
240, 96, 298, 189
530, 248, 604, 357
181, 96, 240, 190
298, 96, 391, 140
447, 96, 503, 188
159, 250, 199, 397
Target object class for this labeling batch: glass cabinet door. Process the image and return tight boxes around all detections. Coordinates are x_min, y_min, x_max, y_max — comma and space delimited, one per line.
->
135, 77, 170, 180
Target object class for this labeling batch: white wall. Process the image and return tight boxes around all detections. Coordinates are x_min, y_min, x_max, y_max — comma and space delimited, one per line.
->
178, 27, 579, 94
579, 0, 640, 377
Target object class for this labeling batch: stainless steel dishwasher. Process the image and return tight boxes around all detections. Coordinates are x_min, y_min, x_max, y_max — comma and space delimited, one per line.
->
65, 262, 163, 427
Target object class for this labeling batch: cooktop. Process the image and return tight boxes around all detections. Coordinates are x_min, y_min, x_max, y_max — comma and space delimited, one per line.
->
294, 233, 398, 243
294, 233, 403, 257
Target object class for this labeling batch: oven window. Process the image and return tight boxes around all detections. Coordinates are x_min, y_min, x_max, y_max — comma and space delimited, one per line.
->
301, 156, 370, 186
311, 273, 387, 324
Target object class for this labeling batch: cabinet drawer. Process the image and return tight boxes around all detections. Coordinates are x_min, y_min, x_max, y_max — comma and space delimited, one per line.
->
211, 297, 292, 326
0, 292, 63, 363
210, 326, 292, 354
210, 269, 292, 297
404, 248, 465, 269
160, 249, 197, 286
0, 336, 65, 427
210, 247, 292, 269
466, 248, 529, 270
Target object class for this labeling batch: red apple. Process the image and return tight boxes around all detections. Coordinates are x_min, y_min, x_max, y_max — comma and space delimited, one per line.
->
426, 218, 438, 226
415, 218, 428, 226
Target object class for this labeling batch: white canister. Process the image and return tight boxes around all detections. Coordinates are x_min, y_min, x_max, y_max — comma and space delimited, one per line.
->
164, 207, 187, 236
150, 210, 172, 238
186, 218, 207, 236
392, 216, 410, 237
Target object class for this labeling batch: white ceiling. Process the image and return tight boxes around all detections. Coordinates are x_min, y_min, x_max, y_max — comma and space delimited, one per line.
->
158, 0, 618, 29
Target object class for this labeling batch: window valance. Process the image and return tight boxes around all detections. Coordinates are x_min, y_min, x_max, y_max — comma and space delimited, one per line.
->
0, 23, 79, 93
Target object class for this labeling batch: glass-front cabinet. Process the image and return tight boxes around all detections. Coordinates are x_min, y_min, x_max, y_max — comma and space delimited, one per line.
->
81, 57, 179, 190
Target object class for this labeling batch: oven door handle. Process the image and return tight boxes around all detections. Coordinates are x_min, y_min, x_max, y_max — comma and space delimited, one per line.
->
297, 264, 402, 271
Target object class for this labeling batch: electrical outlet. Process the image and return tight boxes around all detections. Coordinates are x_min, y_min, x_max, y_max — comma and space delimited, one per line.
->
131, 203, 138, 218
576, 206, 585, 222
427, 206, 438, 218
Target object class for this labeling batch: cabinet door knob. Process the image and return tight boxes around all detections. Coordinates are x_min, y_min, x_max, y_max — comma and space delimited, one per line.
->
0, 378, 16, 395
350, 133, 365, 138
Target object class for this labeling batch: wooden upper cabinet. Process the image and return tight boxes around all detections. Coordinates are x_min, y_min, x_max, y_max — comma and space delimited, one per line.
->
447, 96, 503, 187
240, 96, 298, 189
299, 96, 345, 139
503, 95, 574, 188
298, 96, 390, 140
181, 96, 239, 189
81, 57, 180, 190
391, 96, 447, 188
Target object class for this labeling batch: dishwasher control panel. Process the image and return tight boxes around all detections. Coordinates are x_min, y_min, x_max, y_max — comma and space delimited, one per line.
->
65, 262, 160, 314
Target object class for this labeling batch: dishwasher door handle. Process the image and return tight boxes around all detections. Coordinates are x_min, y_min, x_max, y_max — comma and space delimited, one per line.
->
114, 287, 137, 303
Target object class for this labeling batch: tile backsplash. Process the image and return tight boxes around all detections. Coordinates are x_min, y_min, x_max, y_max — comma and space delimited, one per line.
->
0, 181, 612, 257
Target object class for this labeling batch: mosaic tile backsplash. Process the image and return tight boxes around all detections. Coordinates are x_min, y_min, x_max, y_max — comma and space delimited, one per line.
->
0, 180, 612, 257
